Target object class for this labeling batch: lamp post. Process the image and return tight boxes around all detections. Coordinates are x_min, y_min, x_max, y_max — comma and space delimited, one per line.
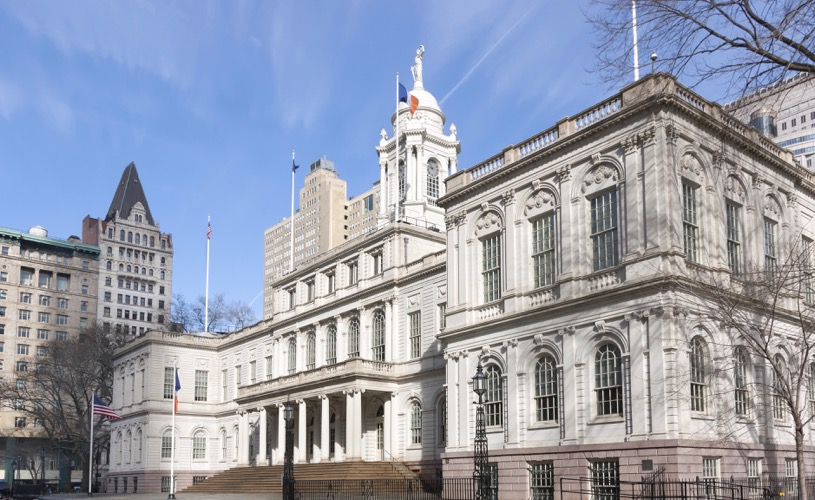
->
282, 400, 295, 500
472, 359, 490, 500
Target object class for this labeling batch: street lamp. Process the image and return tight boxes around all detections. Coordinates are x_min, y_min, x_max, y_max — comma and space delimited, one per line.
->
472, 359, 490, 500
282, 400, 295, 500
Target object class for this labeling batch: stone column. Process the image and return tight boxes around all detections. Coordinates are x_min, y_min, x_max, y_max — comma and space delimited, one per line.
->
239, 411, 250, 465
383, 395, 392, 457
275, 405, 285, 465
321, 395, 330, 462
379, 161, 387, 217
298, 400, 307, 463
353, 389, 363, 459
257, 406, 267, 465
345, 390, 354, 460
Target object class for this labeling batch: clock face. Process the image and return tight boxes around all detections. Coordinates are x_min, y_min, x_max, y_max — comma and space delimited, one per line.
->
427, 160, 439, 177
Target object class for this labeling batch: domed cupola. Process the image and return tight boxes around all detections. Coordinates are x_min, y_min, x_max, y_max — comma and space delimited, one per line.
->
376, 45, 461, 231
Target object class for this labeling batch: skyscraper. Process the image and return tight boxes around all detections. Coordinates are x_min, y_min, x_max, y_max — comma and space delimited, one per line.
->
82, 162, 173, 335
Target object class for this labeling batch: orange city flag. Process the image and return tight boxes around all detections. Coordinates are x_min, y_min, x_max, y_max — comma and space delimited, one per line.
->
410, 94, 419, 116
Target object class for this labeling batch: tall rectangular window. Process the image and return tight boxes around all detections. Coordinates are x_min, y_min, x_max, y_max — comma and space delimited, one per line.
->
409, 311, 421, 358
682, 183, 699, 262
726, 202, 741, 274
235, 365, 242, 386
250, 360, 257, 383
785, 459, 798, 496
194, 370, 208, 402
348, 261, 358, 286
747, 459, 762, 490
265, 355, 274, 380
804, 238, 814, 304
163, 367, 174, 399
590, 461, 619, 500
482, 234, 502, 302
532, 214, 556, 287
703, 457, 720, 498
221, 369, 228, 401
765, 218, 777, 272
591, 190, 618, 271
438, 303, 446, 331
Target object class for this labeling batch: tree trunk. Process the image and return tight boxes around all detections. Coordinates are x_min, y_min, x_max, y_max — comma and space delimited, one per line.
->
797, 424, 807, 500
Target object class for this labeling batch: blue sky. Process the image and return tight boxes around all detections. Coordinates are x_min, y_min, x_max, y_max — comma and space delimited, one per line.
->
0, 0, 714, 317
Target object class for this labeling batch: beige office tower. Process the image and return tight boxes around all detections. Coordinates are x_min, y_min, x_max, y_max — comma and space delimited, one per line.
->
0, 226, 99, 482
263, 157, 350, 318
82, 163, 173, 335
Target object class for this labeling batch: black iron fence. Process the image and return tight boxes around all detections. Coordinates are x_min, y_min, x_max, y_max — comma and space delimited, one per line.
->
561, 476, 815, 500
293, 478, 475, 500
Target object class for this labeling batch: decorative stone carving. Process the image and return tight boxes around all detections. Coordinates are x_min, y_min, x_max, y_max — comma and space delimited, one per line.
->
665, 123, 679, 145
680, 153, 703, 177
480, 345, 491, 357
724, 175, 745, 201
475, 211, 502, 235
501, 189, 515, 206
557, 164, 571, 182
533, 333, 545, 346
582, 164, 619, 193
558, 325, 576, 336
752, 173, 765, 188
407, 294, 420, 308
787, 192, 798, 207
437, 285, 447, 297
763, 195, 781, 218
524, 188, 556, 216
712, 151, 725, 170
594, 320, 606, 332
591, 153, 602, 165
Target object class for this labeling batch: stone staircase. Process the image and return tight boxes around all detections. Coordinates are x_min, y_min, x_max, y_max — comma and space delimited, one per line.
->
181, 461, 417, 494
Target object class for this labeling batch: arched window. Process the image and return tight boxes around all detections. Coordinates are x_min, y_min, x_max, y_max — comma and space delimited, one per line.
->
690, 337, 707, 412
595, 344, 622, 416
372, 310, 386, 361
288, 338, 297, 374
398, 161, 406, 200
136, 429, 143, 462
438, 396, 447, 445
485, 365, 503, 426
142, 234, 147, 246
119, 263, 124, 271
106, 246, 113, 256
135, 234, 140, 245
161, 257, 166, 265
590, 190, 619, 271
126, 265, 131, 273
427, 158, 440, 199
134, 266, 139, 274
124, 430, 132, 463
482, 233, 502, 302
116, 431, 123, 463
160, 271, 165, 280
106, 261, 112, 271
410, 402, 422, 445
326, 325, 337, 365
734, 347, 750, 416
535, 354, 558, 422
149, 236, 155, 247
233, 426, 239, 461
306, 333, 316, 370
149, 269, 153, 277
773, 355, 786, 421
348, 318, 360, 358
193, 430, 207, 460
220, 429, 227, 460
119, 230, 125, 241
127, 232, 132, 243
161, 429, 172, 459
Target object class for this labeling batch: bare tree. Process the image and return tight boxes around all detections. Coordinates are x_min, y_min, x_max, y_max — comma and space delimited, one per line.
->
675, 238, 815, 499
586, 0, 815, 96
171, 293, 257, 333
0, 324, 126, 492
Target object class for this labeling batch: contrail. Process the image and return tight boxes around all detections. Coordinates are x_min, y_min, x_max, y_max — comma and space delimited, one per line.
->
248, 289, 264, 307
440, 4, 536, 106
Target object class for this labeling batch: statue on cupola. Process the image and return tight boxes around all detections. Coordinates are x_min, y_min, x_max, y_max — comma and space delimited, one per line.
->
376, 45, 461, 231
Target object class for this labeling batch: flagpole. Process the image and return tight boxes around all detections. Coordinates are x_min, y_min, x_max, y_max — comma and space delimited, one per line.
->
88, 393, 95, 496
204, 215, 211, 333
169, 361, 177, 500
395, 72, 400, 223
289, 149, 296, 272
632, 0, 640, 81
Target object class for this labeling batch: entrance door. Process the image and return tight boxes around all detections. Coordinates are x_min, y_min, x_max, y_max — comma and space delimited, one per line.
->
375, 405, 385, 460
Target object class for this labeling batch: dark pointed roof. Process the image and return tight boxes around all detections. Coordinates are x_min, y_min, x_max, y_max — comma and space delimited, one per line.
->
106, 162, 155, 225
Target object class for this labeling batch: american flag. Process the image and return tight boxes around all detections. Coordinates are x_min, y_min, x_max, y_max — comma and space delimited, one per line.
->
92, 395, 121, 420
207, 221, 212, 240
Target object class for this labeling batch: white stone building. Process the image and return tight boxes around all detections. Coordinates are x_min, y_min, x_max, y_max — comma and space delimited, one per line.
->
439, 74, 815, 498
108, 51, 459, 493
